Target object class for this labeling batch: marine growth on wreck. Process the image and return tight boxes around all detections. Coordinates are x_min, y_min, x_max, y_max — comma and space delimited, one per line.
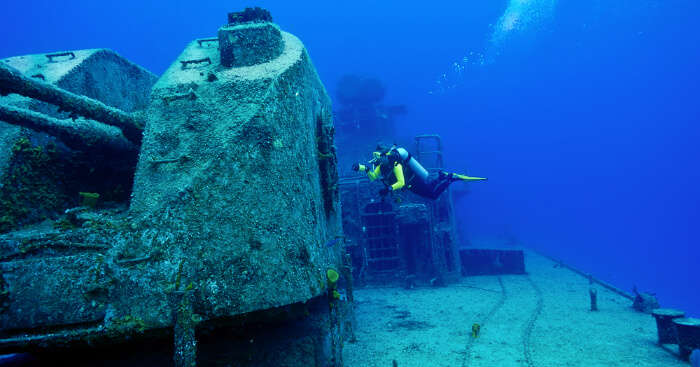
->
0, 8, 349, 367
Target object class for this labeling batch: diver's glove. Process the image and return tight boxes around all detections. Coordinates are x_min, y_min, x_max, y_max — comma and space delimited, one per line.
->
352, 163, 359, 171
379, 187, 390, 197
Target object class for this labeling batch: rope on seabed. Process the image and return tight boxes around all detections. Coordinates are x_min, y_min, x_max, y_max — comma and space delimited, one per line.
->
461, 276, 507, 367
522, 275, 544, 367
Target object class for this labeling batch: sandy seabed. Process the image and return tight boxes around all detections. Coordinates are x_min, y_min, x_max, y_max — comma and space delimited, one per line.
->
343, 250, 686, 367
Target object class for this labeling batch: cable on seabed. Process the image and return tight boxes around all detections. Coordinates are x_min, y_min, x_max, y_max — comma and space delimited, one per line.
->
461, 276, 507, 367
522, 275, 544, 367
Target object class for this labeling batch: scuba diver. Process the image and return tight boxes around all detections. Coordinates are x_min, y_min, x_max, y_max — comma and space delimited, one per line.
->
352, 144, 487, 200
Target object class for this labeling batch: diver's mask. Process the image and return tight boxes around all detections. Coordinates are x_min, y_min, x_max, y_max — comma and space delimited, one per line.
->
369, 145, 397, 164
369, 151, 382, 164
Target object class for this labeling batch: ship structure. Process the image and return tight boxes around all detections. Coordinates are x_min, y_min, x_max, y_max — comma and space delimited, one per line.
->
332, 74, 519, 288
0, 6, 698, 367
338, 134, 464, 287
0, 8, 350, 367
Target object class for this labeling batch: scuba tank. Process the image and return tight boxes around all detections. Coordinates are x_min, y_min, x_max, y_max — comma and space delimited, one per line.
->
393, 147, 429, 181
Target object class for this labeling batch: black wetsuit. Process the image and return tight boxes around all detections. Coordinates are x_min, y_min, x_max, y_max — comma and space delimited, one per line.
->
407, 173, 452, 200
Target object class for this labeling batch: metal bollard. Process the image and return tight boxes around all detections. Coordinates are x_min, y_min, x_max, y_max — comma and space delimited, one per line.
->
651, 308, 685, 344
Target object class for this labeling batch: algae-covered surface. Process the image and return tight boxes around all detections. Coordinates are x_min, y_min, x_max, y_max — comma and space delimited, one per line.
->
0, 21, 343, 361
344, 250, 685, 367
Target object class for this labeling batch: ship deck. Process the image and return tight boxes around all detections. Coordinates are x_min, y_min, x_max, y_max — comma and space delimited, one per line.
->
343, 249, 684, 367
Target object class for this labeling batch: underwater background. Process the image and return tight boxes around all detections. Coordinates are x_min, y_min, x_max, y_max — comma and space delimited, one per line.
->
1, 0, 698, 317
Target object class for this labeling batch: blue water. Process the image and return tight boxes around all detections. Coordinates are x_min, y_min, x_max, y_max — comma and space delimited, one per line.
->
1, 0, 698, 316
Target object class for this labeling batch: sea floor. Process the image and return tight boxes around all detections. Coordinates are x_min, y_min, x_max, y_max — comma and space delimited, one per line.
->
343, 250, 685, 367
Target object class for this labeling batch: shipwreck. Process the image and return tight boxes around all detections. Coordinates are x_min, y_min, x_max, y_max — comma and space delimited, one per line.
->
0, 8, 349, 367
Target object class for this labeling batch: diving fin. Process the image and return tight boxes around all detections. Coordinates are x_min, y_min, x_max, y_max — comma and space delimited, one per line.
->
454, 174, 487, 181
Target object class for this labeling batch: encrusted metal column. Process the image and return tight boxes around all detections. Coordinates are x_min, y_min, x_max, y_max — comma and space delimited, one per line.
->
173, 290, 198, 367
218, 8, 284, 68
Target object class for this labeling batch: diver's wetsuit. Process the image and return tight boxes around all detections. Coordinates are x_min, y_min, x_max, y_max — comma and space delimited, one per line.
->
361, 147, 455, 200
405, 172, 453, 200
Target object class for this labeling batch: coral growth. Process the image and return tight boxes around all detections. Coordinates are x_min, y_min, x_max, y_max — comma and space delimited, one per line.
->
316, 113, 338, 217
326, 269, 339, 289
227, 7, 273, 25
79, 192, 100, 208
0, 137, 66, 232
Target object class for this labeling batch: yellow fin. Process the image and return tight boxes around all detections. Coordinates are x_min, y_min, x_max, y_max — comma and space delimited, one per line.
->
455, 174, 487, 181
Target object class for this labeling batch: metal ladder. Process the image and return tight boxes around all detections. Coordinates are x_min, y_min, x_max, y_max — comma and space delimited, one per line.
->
361, 202, 401, 274
415, 134, 444, 171
414, 134, 461, 279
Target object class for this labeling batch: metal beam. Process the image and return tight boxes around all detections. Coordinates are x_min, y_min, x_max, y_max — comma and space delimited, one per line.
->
0, 62, 143, 145
0, 104, 136, 153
